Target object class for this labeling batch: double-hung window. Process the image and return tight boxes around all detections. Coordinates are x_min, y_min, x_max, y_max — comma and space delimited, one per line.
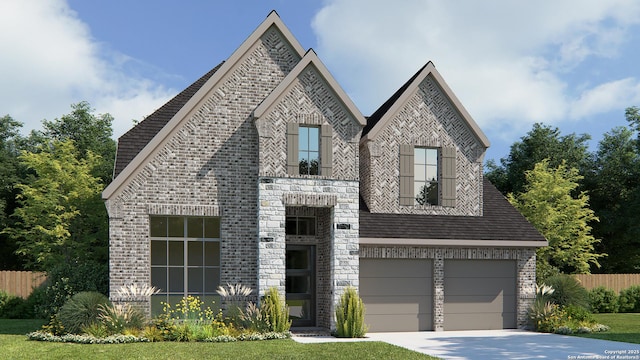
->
298, 126, 320, 175
150, 216, 220, 314
399, 145, 456, 207
414, 148, 439, 205
286, 123, 333, 177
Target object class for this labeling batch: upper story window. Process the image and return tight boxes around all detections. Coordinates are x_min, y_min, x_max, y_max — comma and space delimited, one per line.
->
287, 122, 333, 177
299, 126, 320, 175
399, 145, 456, 207
414, 148, 439, 206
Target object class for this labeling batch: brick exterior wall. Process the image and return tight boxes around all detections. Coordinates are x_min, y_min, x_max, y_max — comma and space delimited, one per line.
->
361, 76, 485, 216
359, 246, 537, 330
106, 17, 537, 332
105, 27, 301, 310
255, 66, 361, 181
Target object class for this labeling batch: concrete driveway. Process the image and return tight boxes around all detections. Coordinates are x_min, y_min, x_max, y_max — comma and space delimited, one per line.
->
293, 329, 640, 359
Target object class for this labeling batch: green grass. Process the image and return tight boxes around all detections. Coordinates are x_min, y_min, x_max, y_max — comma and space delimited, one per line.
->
572, 313, 640, 344
0, 319, 435, 360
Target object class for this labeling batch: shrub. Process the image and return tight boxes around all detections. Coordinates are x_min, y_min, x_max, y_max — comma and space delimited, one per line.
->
528, 300, 564, 333
239, 301, 270, 332
564, 304, 595, 323
261, 287, 291, 333
0, 291, 32, 319
156, 295, 229, 341
56, 291, 111, 334
589, 286, 619, 313
98, 303, 146, 335
141, 325, 164, 342
81, 322, 109, 338
619, 285, 640, 313
544, 274, 589, 308
37, 260, 109, 318
335, 287, 368, 338
217, 283, 252, 324
24, 286, 48, 319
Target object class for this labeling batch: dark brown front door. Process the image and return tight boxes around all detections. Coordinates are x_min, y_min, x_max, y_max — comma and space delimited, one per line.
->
286, 245, 315, 327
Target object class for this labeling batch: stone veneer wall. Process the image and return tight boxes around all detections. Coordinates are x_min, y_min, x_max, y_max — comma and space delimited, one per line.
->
258, 177, 359, 330
361, 75, 485, 216
359, 246, 536, 331
105, 28, 301, 310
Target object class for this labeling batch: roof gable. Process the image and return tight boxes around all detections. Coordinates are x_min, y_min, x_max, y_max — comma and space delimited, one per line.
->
103, 11, 306, 200
253, 49, 366, 126
361, 62, 490, 148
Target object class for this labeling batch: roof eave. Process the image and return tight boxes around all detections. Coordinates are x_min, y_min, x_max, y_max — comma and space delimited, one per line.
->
253, 49, 366, 126
359, 237, 548, 247
359, 62, 491, 148
103, 11, 306, 200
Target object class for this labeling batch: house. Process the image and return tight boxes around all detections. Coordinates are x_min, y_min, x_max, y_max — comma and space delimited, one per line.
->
102, 11, 547, 332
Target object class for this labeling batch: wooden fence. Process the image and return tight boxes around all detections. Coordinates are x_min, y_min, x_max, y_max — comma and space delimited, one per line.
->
574, 274, 640, 293
0, 271, 47, 298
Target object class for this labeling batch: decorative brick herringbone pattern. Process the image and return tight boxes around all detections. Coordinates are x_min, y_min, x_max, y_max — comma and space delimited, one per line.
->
361, 75, 485, 216
257, 66, 361, 180
106, 27, 301, 309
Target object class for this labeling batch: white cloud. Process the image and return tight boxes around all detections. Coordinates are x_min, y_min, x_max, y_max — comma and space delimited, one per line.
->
311, 0, 640, 136
570, 78, 640, 119
0, 0, 174, 137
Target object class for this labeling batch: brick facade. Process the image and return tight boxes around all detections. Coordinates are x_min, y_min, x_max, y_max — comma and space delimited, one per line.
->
106, 27, 301, 309
360, 76, 485, 216
105, 13, 540, 332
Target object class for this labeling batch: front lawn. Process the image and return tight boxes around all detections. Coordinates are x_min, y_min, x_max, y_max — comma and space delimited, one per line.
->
572, 313, 640, 344
0, 319, 435, 360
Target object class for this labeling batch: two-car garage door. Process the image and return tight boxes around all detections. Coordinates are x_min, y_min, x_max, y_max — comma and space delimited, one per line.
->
359, 259, 516, 332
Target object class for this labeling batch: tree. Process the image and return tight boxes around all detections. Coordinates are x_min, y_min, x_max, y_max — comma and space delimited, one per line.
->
508, 160, 604, 280
6, 140, 107, 271
584, 122, 640, 272
0, 115, 26, 269
38, 101, 116, 183
486, 123, 591, 195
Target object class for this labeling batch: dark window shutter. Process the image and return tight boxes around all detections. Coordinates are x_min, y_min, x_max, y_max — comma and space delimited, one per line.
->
320, 124, 332, 177
286, 122, 299, 175
441, 147, 456, 207
399, 144, 414, 206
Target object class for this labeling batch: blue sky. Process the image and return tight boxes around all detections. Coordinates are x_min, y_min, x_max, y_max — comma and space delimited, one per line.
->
2, 0, 640, 163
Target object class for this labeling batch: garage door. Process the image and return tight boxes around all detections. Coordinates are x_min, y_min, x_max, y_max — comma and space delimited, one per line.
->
359, 259, 432, 331
444, 260, 517, 330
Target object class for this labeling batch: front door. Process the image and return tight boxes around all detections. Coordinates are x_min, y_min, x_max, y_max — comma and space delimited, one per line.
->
286, 245, 315, 327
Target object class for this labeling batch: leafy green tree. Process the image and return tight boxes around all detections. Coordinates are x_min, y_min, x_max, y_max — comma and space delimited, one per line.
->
37, 101, 116, 183
486, 123, 591, 195
584, 118, 640, 272
0, 115, 26, 269
508, 160, 604, 279
6, 140, 107, 270
626, 106, 640, 151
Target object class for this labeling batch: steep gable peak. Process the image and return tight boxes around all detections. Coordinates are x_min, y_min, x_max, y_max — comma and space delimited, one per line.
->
253, 49, 366, 127
361, 62, 490, 148
103, 11, 306, 200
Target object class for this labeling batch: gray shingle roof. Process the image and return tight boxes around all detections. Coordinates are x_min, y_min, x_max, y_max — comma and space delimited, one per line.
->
113, 62, 224, 177
359, 178, 546, 242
